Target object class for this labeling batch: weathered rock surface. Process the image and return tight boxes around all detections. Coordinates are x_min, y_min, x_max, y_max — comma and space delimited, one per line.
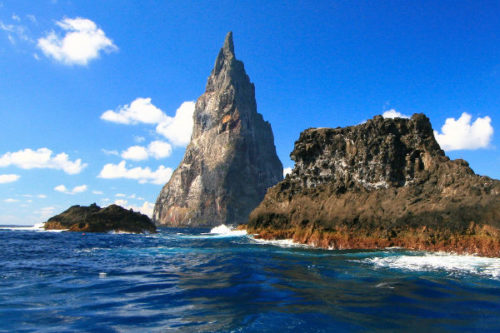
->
248, 114, 500, 256
153, 32, 283, 227
44, 203, 156, 233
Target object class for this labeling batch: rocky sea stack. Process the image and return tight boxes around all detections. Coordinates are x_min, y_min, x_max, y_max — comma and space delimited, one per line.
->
248, 114, 500, 256
153, 32, 283, 227
44, 203, 156, 233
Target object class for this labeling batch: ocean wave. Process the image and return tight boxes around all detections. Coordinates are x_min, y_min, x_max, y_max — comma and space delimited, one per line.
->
0, 222, 67, 232
362, 252, 500, 279
249, 237, 313, 249
178, 225, 247, 239
208, 224, 247, 237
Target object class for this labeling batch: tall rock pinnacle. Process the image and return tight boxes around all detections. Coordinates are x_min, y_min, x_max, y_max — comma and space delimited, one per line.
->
153, 32, 283, 227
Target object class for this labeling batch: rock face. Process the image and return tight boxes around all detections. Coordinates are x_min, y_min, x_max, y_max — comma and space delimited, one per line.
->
44, 203, 156, 233
153, 32, 283, 227
248, 114, 500, 256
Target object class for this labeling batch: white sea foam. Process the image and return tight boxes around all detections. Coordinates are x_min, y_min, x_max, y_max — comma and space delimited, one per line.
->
0, 222, 67, 232
249, 236, 311, 248
208, 224, 247, 237
363, 252, 500, 279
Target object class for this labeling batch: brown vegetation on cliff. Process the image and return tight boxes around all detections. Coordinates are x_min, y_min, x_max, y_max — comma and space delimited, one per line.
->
248, 114, 500, 256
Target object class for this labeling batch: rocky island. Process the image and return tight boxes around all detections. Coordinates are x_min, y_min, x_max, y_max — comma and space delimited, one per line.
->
248, 114, 500, 256
44, 203, 156, 234
153, 32, 283, 227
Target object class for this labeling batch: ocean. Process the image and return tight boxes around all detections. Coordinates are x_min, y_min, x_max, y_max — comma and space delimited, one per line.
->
1, 225, 500, 332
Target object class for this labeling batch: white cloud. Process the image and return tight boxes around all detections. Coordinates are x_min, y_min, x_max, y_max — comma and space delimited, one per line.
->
434, 113, 494, 151
37, 17, 117, 65
112, 199, 154, 218
0, 148, 86, 174
283, 167, 292, 177
37, 206, 56, 220
101, 99, 195, 147
26, 15, 37, 23
92, 190, 103, 195
121, 140, 172, 161
382, 109, 410, 119
147, 140, 172, 159
134, 136, 145, 143
121, 145, 148, 161
156, 101, 195, 146
102, 149, 119, 156
0, 174, 20, 183
115, 193, 126, 197
101, 97, 167, 125
54, 184, 88, 195
4, 198, 18, 203
12, 14, 20, 22
37, 194, 47, 199
98, 160, 172, 185
0, 20, 31, 43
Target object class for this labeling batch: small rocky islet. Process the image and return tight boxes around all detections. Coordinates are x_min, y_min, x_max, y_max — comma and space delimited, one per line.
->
44, 203, 156, 234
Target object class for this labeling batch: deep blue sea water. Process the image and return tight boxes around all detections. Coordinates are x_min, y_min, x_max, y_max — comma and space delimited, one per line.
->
1, 226, 500, 332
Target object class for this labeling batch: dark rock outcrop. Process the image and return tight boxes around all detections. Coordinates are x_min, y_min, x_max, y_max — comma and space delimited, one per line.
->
44, 203, 156, 233
248, 114, 500, 256
153, 32, 283, 227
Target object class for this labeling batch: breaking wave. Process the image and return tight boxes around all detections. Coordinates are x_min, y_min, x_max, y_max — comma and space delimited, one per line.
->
362, 252, 500, 279
208, 224, 247, 237
0, 222, 67, 232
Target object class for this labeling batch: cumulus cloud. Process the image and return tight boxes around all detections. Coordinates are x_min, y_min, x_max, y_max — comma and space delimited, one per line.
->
121, 140, 173, 161
37, 17, 117, 65
98, 160, 173, 185
283, 167, 292, 177
37, 194, 47, 199
121, 145, 149, 161
101, 98, 195, 147
156, 101, 195, 146
0, 174, 20, 183
92, 190, 103, 195
4, 198, 18, 203
0, 148, 87, 174
112, 199, 154, 218
147, 140, 172, 159
101, 97, 167, 125
54, 184, 88, 195
434, 113, 494, 151
382, 109, 410, 119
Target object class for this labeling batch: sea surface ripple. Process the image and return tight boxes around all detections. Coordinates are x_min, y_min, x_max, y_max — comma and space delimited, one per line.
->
0, 226, 500, 332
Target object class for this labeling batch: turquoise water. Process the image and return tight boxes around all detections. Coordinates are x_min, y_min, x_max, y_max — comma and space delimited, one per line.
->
1, 226, 500, 332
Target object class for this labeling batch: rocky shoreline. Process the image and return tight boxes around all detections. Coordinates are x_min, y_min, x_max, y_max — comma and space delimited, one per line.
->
247, 114, 500, 257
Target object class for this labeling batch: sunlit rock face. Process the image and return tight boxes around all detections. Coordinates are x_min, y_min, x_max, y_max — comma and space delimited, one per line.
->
248, 114, 500, 257
153, 32, 283, 227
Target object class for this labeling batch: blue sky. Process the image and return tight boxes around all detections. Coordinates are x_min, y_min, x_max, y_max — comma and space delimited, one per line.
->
0, 0, 498, 224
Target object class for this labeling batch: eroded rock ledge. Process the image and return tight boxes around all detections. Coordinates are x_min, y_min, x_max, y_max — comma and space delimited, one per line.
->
44, 203, 156, 234
248, 114, 500, 256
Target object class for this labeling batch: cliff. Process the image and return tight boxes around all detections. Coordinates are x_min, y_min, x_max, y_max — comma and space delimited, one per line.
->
44, 203, 156, 233
248, 114, 500, 256
153, 32, 283, 227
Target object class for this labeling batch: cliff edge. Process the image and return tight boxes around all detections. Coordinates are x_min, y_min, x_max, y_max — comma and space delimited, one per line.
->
248, 114, 500, 256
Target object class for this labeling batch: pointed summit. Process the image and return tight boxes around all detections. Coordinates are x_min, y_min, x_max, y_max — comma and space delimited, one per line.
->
153, 33, 283, 227
223, 31, 234, 56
